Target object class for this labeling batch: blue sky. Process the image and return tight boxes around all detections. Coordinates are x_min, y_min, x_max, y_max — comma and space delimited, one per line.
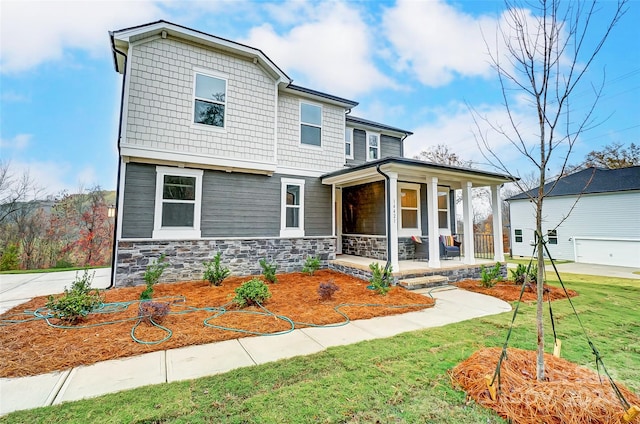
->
1, 0, 638, 196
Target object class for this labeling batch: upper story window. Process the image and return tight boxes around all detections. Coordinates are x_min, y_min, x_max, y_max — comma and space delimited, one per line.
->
300, 102, 322, 147
280, 178, 305, 237
547, 229, 558, 245
514, 229, 523, 243
345, 128, 353, 159
153, 166, 203, 239
194, 71, 227, 128
367, 133, 380, 161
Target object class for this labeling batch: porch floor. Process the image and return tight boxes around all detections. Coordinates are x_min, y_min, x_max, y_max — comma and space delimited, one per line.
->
331, 254, 497, 278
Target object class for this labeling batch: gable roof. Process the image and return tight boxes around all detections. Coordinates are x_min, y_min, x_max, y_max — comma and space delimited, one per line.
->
346, 116, 413, 136
508, 166, 640, 200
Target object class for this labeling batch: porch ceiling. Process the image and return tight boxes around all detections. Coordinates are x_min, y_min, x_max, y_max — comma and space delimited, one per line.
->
321, 157, 516, 189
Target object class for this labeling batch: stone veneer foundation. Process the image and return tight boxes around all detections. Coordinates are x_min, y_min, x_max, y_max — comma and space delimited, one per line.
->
115, 237, 336, 287
341, 235, 419, 261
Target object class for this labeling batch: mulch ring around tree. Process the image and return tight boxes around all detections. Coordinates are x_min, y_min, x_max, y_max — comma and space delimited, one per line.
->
455, 279, 578, 303
450, 347, 640, 424
0, 270, 434, 378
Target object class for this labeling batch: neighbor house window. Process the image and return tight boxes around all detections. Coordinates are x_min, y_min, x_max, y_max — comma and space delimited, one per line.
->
437, 191, 449, 229
367, 132, 380, 161
280, 178, 305, 237
514, 229, 523, 243
300, 102, 322, 146
345, 128, 353, 159
153, 167, 203, 239
547, 230, 558, 245
399, 184, 421, 236
193, 71, 227, 128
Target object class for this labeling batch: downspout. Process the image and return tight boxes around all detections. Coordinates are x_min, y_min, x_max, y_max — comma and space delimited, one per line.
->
108, 35, 127, 289
375, 164, 393, 282
399, 133, 408, 158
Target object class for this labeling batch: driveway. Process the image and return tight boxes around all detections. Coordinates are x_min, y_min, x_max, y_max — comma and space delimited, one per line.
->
0, 268, 111, 314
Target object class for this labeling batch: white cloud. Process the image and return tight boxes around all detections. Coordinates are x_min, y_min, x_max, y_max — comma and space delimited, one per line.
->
5, 160, 73, 198
0, 0, 166, 73
0, 133, 32, 150
382, 0, 499, 87
242, 2, 395, 98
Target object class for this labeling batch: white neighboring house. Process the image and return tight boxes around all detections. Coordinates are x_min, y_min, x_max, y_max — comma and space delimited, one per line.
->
507, 166, 640, 267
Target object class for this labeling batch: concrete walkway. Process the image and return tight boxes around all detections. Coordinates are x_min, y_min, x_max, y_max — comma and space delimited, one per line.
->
0, 283, 511, 416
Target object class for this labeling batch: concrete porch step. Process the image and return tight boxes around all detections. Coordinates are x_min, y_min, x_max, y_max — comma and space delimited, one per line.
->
398, 275, 448, 290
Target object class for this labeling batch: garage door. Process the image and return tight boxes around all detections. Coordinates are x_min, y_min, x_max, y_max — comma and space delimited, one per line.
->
574, 238, 640, 267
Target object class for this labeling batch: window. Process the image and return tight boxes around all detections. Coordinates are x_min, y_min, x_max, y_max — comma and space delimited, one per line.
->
399, 184, 421, 236
300, 102, 322, 146
345, 128, 353, 159
547, 230, 558, 245
193, 71, 226, 128
437, 191, 449, 229
280, 178, 305, 237
153, 167, 203, 239
515, 229, 523, 243
367, 132, 379, 161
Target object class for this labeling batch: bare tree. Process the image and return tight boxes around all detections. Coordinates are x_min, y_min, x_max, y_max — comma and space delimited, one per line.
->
415, 144, 472, 167
472, 0, 627, 380
566, 141, 639, 173
0, 161, 41, 224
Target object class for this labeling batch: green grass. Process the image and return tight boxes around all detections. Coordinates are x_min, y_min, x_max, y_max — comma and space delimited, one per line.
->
506, 256, 572, 266
0, 265, 109, 275
2, 273, 638, 423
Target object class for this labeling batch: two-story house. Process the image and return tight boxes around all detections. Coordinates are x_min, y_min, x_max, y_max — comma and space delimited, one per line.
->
109, 21, 514, 287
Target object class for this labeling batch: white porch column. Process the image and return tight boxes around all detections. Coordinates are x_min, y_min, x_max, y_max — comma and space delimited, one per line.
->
426, 176, 441, 268
491, 184, 505, 262
335, 185, 342, 254
387, 172, 400, 272
462, 181, 476, 265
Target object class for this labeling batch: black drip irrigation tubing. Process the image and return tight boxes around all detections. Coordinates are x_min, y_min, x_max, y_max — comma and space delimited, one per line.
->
0, 298, 435, 345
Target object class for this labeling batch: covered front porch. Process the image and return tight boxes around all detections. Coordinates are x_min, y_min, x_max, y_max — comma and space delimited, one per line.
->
322, 157, 516, 273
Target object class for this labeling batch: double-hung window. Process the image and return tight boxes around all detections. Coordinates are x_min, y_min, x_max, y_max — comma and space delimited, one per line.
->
280, 178, 305, 237
367, 132, 380, 161
399, 183, 421, 236
153, 167, 203, 239
547, 230, 558, 245
345, 127, 354, 159
300, 102, 322, 147
514, 229, 523, 243
437, 190, 449, 229
193, 70, 227, 128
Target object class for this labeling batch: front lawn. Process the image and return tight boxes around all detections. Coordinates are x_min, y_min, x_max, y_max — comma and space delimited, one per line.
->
2, 273, 638, 423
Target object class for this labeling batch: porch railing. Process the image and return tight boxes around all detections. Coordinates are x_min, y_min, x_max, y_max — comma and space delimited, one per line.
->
457, 233, 495, 259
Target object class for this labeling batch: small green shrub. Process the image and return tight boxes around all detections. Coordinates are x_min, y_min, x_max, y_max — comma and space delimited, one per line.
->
138, 301, 170, 324
259, 258, 278, 284
46, 270, 102, 323
318, 280, 339, 301
369, 262, 392, 296
233, 278, 272, 307
203, 252, 230, 286
302, 256, 321, 276
511, 263, 537, 284
54, 259, 74, 269
0, 244, 20, 271
480, 262, 503, 288
140, 254, 169, 300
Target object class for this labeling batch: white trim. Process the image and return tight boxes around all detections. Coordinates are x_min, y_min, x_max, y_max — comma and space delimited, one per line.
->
119, 235, 336, 242
299, 100, 322, 148
366, 131, 380, 161
120, 44, 133, 146
120, 145, 277, 174
275, 166, 324, 178
192, 68, 228, 131
116, 158, 127, 240
398, 182, 421, 237
273, 80, 279, 164
437, 189, 450, 230
280, 178, 305, 238
345, 127, 354, 160
153, 166, 203, 240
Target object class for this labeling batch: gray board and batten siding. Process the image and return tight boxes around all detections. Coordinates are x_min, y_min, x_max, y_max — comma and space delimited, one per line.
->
346, 129, 402, 166
121, 162, 332, 239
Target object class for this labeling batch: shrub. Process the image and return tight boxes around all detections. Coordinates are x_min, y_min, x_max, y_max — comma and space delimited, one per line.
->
480, 262, 503, 288
46, 270, 102, 323
511, 263, 538, 284
259, 258, 278, 284
203, 252, 230, 286
138, 301, 170, 324
0, 244, 20, 271
233, 278, 272, 307
318, 280, 339, 301
140, 254, 169, 300
302, 256, 321, 276
54, 259, 74, 269
369, 262, 392, 296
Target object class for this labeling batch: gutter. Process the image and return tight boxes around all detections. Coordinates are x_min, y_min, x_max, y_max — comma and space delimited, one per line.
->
375, 164, 393, 283
108, 34, 127, 289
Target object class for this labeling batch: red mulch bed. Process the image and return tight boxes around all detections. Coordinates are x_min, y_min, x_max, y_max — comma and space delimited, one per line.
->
0, 270, 434, 378
455, 279, 578, 302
